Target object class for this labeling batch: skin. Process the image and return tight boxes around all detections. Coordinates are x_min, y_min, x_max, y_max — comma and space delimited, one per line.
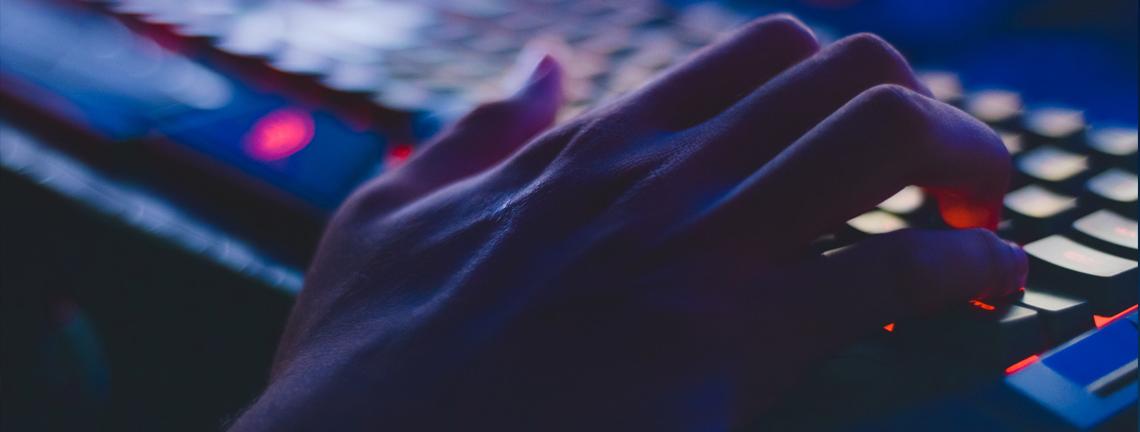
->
231, 15, 1028, 431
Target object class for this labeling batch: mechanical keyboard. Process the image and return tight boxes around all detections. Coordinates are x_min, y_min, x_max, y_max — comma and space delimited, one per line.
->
0, 0, 1135, 430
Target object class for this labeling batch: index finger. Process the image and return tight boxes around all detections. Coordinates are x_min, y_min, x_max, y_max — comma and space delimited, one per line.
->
690, 84, 1010, 253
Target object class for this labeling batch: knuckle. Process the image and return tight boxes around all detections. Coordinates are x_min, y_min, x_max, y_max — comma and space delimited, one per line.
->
856, 84, 932, 151
860, 83, 919, 111
836, 32, 914, 82
745, 14, 819, 52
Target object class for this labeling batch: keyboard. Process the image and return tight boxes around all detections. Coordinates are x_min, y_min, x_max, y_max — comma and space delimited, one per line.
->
1, 0, 1135, 430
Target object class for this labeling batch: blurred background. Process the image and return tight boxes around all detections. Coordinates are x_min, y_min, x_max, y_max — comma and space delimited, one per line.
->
1, 0, 1136, 430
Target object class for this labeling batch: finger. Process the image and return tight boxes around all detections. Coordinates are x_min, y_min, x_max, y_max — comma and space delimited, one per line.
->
406, 55, 563, 183
361, 55, 563, 212
621, 14, 819, 130
668, 33, 930, 193
801, 228, 1027, 330
695, 84, 1010, 253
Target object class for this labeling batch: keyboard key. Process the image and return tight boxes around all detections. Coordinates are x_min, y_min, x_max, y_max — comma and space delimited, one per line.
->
1087, 169, 1139, 201
1017, 289, 1093, 346
1006, 314, 1139, 430
1004, 185, 1076, 217
1087, 127, 1138, 167
1024, 235, 1138, 314
1085, 169, 1138, 216
877, 186, 925, 215
998, 130, 1024, 156
918, 71, 963, 105
1016, 145, 1088, 191
1072, 210, 1138, 256
895, 303, 1044, 369
1023, 107, 1086, 146
1003, 185, 1078, 239
965, 90, 1021, 125
846, 210, 908, 236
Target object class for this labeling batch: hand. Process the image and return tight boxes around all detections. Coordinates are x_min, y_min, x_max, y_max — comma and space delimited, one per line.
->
232, 15, 1027, 430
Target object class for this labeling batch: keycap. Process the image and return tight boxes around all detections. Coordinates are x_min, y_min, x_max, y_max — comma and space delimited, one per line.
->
998, 130, 1024, 156
877, 186, 925, 215
1085, 168, 1138, 216
845, 210, 908, 237
1072, 209, 1138, 257
895, 303, 1044, 370
965, 90, 1021, 126
1016, 145, 1088, 191
918, 71, 963, 105
1003, 185, 1079, 240
1023, 107, 1086, 146
1024, 235, 1138, 314
1006, 315, 1138, 430
1017, 289, 1093, 346
1086, 127, 1138, 168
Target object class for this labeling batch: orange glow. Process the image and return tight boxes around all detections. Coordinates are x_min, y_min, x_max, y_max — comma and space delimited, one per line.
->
1093, 304, 1138, 328
387, 143, 414, 167
941, 204, 993, 229
883, 323, 895, 332
1005, 355, 1040, 375
969, 299, 996, 311
244, 108, 315, 161
928, 188, 997, 229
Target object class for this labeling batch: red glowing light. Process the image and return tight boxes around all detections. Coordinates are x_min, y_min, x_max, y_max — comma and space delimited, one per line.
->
244, 108, 315, 161
387, 143, 414, 167
1005, 354, 1040, 375
942, 205, 992, 229
1093, 304, 1138, 328
928, 188, 997, 230
882, 323, 895, 332
969, 299, 996, 311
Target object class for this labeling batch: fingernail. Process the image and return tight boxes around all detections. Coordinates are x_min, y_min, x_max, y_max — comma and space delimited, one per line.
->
515, 54, 558, 97
1005, 240, 1028, 291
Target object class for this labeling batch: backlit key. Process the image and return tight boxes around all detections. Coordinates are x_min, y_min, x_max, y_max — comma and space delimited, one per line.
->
999, 130, 1024, 156
1024, 235, 1138, 314
1017, 289, 1093, 346
1005, 185, 1077, 218
1004, 185, 1078, 240
1016, 146, 1088, 191
846, 211, 908, 235
877, 185, 925, 215
965, 90, 1021, 125
1086, 169, 1138, 216
1087, 127, 1138, 167
1072, 210, 1138, 256
918, 71, 963, 105
1024, 107, 1086, 146
895, 303, 1043, 369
